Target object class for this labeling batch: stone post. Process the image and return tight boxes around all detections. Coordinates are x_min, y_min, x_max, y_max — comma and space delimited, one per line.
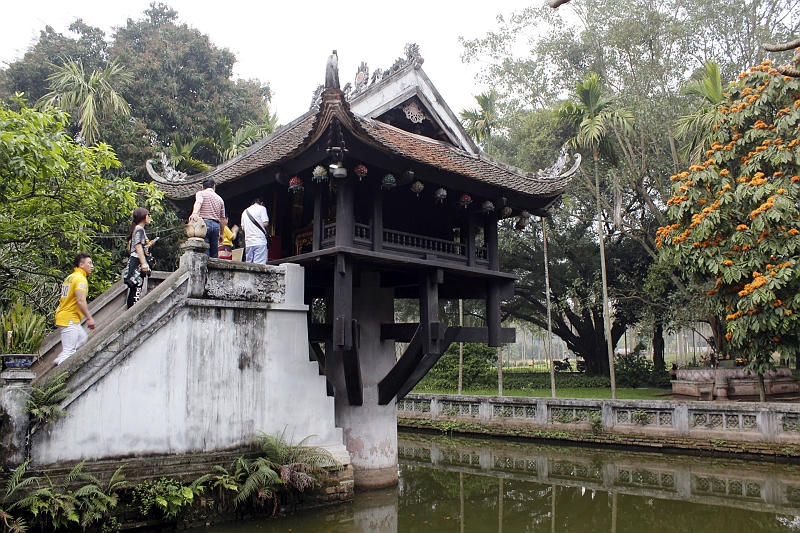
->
0, 369, 35, 468
180, 238, 209, 298
328, 272, 397, 489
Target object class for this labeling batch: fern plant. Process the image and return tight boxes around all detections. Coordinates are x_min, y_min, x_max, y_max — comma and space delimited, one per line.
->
0, 302, 47, 355
1, 460, 40, 533
25, 373, 70, 430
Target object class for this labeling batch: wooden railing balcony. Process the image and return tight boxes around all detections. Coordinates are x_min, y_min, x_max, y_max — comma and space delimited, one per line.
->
317, 222, 488, 268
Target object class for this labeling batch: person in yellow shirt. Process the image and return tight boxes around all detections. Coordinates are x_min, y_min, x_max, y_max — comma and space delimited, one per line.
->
53, 252, 95, 365
217, 216, 239, 260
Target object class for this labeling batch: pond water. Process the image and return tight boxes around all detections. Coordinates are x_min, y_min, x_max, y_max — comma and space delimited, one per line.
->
210, 432, 800, 533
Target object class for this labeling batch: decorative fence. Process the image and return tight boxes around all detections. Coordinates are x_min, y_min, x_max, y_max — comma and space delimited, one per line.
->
398, 393, 800, 444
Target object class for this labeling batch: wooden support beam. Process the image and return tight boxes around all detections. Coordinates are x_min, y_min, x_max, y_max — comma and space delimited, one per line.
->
333, 253, 353, 350
342, 320, 363, 405
377, 325, 423, 405
396, 327, 460, 400
419, 268, 442, 355
382, 324, 515, 343
487, 279, 501, 347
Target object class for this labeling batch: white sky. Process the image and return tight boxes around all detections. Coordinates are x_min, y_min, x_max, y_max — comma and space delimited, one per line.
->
1, 0, 539, 122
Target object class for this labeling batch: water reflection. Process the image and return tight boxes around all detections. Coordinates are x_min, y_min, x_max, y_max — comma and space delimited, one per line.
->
209, 432, 800, 533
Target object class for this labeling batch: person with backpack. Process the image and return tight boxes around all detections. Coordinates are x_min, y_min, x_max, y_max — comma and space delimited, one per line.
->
241, 198, 270, 264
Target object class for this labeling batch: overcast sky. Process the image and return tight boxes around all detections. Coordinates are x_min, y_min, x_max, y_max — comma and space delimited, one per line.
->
1, 0, 539, 122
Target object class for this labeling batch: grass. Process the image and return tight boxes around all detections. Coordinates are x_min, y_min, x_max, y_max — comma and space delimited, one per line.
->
415, 387, 670, 400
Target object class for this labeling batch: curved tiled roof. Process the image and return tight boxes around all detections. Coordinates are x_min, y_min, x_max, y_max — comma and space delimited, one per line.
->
154, 90, 572, 202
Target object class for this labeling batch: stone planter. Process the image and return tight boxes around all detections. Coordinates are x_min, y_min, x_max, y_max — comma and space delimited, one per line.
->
1, 354, 37, 369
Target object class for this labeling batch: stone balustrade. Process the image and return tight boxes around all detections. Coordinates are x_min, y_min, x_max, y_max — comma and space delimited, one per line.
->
398, 393, 800, 445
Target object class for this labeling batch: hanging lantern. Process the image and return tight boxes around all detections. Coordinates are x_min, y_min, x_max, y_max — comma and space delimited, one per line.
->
434, 188, 447, 203
289, 175, 304, 192
459, 193, 472, 208
501, 206, 513, 218
410, 181, 424, 196
382, 174, 396, 190
515, 210, 531, 229
481, 200, 495, 213
312, 165, 329, 182
354, 164, 368, 181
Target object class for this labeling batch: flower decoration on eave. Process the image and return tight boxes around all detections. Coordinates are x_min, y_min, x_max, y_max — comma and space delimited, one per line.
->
501, 206, 513, 218
289, 175, 304, 192
515, 210, 531, 230
459, 193, 472, 208
354, 164, 368, 181
434, 188, 447, 204
312, 165, 329, 182
481, 200, 495, 213
382, 174, 396, 190
410, 181, 424, 196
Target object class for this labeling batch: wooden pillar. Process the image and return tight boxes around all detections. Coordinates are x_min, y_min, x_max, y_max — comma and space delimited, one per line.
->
487, 279, 501, 347
335, 175, 355, 248
484, 210, 499, 271
420, 268, 443, 355
372, 185, 383, 252
333, 253, 353, 350
313, 185, 323, 251
463, 213, 476, 268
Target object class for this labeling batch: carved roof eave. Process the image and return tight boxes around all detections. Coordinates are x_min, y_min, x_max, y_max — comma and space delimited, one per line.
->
154, 89, 574, 202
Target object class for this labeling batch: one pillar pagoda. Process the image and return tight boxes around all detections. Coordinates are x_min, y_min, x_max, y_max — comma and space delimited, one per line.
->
152, 45, 578, 489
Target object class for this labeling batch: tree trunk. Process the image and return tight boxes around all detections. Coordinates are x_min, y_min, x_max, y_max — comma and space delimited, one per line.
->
708, 313, 727, 357
758, 373, 766, 403
653, 321, 665, 372
594, 153, 617, 399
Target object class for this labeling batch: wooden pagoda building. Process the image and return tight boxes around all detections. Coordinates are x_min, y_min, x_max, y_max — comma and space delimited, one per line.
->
152, 45, 578, 488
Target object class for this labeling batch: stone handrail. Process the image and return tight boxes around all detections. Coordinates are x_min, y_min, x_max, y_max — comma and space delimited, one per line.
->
398, 393, 800, 445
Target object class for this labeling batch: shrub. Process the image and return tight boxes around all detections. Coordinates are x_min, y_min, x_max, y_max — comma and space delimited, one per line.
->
615, 344, 654, 388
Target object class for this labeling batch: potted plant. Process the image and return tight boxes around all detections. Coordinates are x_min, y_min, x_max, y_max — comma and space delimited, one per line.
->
0, 301, 48, 369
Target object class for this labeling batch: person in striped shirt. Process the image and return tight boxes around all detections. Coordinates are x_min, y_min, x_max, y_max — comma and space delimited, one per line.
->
188, 178, 226, 258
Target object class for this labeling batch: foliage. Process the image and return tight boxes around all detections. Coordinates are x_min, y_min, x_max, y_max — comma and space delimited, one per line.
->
132, 477, 205, 520
37, 58, 133, 145
674, 61, 727, 164
415, 343, 498, 391
459, 89, 499, 153
25, 373, 70, 430
0, 98, 163, 311
0, 302, 48, 355
500, 373, 611, 389
14, 461, 122, 530
254, 430, 343, 492
657, 52, 800, 380
631, 409, 649, 425
588, 410, 603, 433
614, 345, 654, 388
0, 460, 38, 533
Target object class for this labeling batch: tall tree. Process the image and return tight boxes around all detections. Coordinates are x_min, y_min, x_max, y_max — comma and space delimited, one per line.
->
557, 73, 634, 392
658, 54, 800, 401
38, 58, 133, 145
674, 61, 727, 164
460, 89, 499, 154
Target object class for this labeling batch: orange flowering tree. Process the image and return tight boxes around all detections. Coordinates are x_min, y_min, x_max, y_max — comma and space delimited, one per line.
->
658, 52, 800, 394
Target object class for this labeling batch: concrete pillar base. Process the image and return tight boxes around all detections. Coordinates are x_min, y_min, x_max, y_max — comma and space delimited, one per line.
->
353, 465, 399, 490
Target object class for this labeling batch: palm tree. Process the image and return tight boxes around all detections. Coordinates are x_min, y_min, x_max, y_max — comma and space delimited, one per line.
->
674, 61, 726, 164
557, 73, 634, 399
460, 89, 499, 154
38, 58, 133, 145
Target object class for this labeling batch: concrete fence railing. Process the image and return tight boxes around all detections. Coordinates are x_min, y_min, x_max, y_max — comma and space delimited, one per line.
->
398, 393, 800, 445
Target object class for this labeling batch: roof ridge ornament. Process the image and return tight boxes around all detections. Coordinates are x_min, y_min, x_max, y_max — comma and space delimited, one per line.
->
146, 153, 188, 183
534, 144, 582, 181
325, 50, 340, 89
347, 43, 424, 99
